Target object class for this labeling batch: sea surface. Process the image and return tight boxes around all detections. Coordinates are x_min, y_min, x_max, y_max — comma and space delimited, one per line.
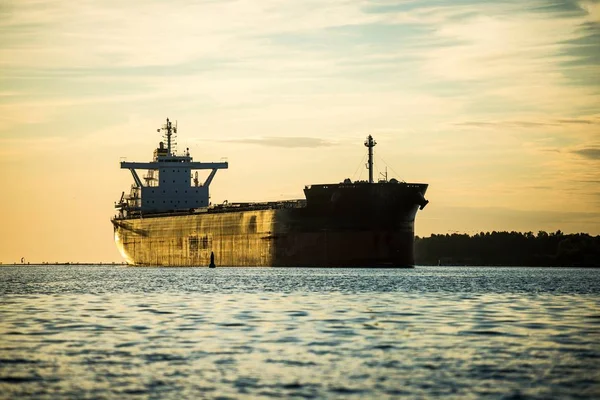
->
1, 266, 599, 399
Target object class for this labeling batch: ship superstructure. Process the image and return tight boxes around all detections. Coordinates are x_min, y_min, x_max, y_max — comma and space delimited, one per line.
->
112, 119, 428, 267
115, 118, 228, 217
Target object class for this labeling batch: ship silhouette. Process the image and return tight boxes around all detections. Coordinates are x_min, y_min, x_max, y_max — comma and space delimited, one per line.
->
112, 119, 428, 267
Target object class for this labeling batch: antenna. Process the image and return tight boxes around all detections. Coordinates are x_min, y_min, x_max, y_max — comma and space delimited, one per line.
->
167, 118, 171, 154
379, 166, 387, 182
173, 120, 178, 155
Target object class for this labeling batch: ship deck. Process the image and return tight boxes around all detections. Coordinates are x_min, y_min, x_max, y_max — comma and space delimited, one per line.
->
113, 199, 307, 221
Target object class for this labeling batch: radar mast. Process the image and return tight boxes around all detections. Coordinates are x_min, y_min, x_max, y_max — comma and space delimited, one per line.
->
157, 118, 177, 155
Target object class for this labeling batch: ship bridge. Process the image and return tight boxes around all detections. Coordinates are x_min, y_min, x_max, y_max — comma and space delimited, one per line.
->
117, 118, 228, 215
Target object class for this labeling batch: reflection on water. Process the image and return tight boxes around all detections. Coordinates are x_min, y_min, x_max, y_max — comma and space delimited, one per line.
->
1, 266, 599, 399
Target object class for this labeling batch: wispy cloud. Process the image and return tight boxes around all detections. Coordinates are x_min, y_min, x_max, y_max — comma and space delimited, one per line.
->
572, 146, 600, 160
557, 118, 595, 124
454, 118, 598, 128
454, 121, 556, 128
226, 137, 335, 148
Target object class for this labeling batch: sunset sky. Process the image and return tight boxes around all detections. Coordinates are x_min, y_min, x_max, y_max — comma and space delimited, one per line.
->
1, 0, 599, 263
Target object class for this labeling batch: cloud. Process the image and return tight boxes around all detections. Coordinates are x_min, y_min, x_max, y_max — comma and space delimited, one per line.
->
453, 118, 598, 128
579, 1, 600, 22
557, 118, 594, 124
226, 137, 335, 148
577, 179, 600, 183
572, 147, 600, 160
454, 121, 556, 128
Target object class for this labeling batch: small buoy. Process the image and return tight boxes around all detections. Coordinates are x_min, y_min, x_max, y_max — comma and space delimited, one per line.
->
209, 251, 216, 268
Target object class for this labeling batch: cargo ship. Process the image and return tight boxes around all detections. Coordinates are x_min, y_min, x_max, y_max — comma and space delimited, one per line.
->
112, 119, 428, 267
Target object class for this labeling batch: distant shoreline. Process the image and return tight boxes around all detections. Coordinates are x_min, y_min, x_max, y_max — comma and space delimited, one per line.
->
415, 231, 600, 268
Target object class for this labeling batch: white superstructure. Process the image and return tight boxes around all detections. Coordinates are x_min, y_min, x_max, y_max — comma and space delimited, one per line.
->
115, 118, 228, 216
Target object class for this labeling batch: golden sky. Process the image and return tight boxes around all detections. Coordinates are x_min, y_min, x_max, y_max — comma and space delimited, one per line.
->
1, 0, 599, 263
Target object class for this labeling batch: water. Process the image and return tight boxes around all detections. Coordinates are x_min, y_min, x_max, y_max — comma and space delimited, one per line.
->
1, 266, 599, 399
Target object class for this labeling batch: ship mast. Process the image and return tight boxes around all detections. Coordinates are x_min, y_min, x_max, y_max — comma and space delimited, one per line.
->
158, 118, 177, 155
364, 135, 377, 184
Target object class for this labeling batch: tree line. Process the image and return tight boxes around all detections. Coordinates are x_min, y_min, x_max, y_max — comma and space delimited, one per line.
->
414, 231, 600, 267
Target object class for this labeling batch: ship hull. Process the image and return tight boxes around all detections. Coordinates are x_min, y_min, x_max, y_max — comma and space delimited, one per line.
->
113, 182, 428, 267
113, 208, 419, 267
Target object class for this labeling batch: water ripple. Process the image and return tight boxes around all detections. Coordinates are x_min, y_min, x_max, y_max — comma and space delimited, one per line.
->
0, 266, 599, 399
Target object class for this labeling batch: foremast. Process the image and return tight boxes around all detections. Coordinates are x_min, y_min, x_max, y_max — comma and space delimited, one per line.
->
364, 135, 377, 184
